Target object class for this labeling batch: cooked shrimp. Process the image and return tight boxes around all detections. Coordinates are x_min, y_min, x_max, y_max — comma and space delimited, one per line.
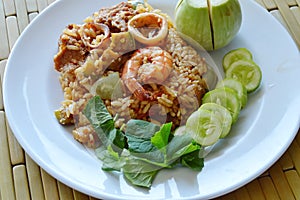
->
122, 46, 173, 101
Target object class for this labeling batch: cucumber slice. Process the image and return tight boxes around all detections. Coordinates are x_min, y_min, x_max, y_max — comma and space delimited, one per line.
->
185, 109, 222, 146
216, 78, 248, 108
225, 59, 262, 93
222, 48, 253, 71
199, 103, 232, 138
202, 87, 241, 123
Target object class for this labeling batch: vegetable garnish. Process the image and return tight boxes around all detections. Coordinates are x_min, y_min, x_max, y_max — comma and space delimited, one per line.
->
222, 48, 253, 71
82, 46, 263, 188
216, 78, 248, 108
225, 59, 262, 93
199, 103, 233, 138
185, 48, 262, 148
223, 48, 262, 93
202, 87, 241, 123
83, 96, 204, 188
175, 0, 242, 50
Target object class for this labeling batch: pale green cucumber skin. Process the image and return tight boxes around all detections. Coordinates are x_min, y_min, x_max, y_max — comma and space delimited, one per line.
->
222, 48, 253, 71
216, 78, 248, 108
210, 0, 242, 50
202, 87, 241, 123
186, 109, 223, 146
175, 0, 213, 50
225, 59, 262, 93
199, 103, 232, 138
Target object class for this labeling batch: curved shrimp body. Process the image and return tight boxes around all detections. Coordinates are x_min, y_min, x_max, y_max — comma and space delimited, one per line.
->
122, 46, 173, 101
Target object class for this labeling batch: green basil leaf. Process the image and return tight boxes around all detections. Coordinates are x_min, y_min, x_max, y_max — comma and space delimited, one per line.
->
124, 170, 158, 188
125, 134, 156, 153
109, 128, 126, 153
125, 119, 160, 139
165, 134, 199, 164
96, 146, 125, 171
125, 119, 160, 153
181, 150, 204, 171
122, 150, 161, 188
83, 96, 114, 134
151, 122, 172, 150
83, 96, 125, 149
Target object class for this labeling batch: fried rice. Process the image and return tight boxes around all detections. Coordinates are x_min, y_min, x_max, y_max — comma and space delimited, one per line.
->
54, 1, 208, 148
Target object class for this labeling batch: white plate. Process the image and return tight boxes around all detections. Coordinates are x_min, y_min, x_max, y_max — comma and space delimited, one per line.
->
3, 0, 300, 199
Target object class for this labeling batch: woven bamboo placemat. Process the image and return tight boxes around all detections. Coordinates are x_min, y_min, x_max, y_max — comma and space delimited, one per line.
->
0, 0, 299, 199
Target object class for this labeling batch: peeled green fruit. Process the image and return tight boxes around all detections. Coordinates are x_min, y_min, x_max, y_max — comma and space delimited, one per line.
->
175, 0, 242, 51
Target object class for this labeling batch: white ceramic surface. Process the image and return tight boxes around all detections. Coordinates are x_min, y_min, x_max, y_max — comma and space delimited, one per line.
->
3, 0, 300, 199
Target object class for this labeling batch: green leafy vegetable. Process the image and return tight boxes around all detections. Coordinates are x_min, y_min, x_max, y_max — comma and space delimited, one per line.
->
122, 149, 160, 188
151, 122, 172, 150
84, 96, 205, 188
83, 96, 114, 134
165, 134, 201, 165
125, 135, 156, 153
181, 149, 204, 171
96, 146, 125, 171
83, 96, 125, 150
125, 119, 160, 153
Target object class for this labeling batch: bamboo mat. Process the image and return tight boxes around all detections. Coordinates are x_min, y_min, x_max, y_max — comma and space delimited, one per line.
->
0, 0, 299, 199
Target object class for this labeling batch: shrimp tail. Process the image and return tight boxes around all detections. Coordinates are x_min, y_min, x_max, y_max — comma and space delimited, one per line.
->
125, 78, 152, 101
134, 87, 153, 101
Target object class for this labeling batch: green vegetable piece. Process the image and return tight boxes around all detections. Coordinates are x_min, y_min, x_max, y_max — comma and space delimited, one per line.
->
83, 96, 125, 149
125, 135, 156, 153
126, 119, 160, 139
175, 0, 242, 50
225, 59, 262, 93
151, 122, 172, 150
122, 150, 160, 188
124, 169, 158, 188
222, 48, 253, 71
175, 0, 213, 50
125, 119, 160, 153
83, 96, 114, 134
216, 78, 248, 108
199, 103, 232, 138
202, 87, 241, 123
54, 108, 73, 125
210, 0, 242, 50
111, 32, 136, 52
165, 134, 200, 164
181, 149, 204, 171
96, 146, 125, 171
185, 109, 223, 146
90, 72, 123, 100
84, 97, 205, 188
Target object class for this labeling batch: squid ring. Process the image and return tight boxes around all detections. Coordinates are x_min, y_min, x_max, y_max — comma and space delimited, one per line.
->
128, 12, 168, 45
80, 22, 110, 49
